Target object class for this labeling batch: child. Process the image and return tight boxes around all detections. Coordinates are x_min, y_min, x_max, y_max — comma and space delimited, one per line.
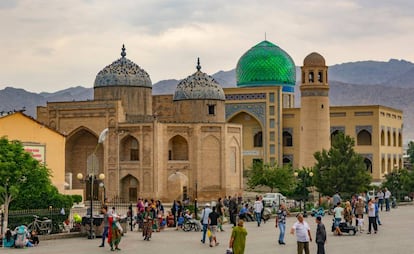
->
29, 230, 40, 246
356, 214, 364, 233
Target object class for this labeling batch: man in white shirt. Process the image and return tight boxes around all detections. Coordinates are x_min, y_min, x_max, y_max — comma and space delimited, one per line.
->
291, 213, 312, 254
253, 196, 264, 227
200, 203, 212, 244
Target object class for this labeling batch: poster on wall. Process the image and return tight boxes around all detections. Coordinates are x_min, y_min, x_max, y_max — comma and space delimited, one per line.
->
23, 144, 46, 164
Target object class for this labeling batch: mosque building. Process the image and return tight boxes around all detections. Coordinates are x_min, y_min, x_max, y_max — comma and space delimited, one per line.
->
35, 41, 403, 202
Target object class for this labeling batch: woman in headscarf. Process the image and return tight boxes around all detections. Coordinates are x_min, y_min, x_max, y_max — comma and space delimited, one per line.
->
142, 206, 154, 241
229, 220, 248, 254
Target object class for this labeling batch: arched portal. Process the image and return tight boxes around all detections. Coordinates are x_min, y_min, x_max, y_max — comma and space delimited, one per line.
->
364, 158, 372, 174
357, 130, 372, 145
121, 174, 139, 202
167, 172, 189, 201
66, 127, 103, 200
168, 135, 188, 160
228, 112, 263, 170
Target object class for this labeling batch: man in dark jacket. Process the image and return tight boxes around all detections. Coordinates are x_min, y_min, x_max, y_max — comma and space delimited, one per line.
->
315, 216, 326, 254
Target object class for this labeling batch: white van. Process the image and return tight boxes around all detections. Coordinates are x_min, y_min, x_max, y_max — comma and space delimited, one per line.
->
262, 193, 286, 207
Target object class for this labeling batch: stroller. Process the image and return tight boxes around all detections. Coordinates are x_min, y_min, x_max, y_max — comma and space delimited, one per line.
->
331, 219, 356, 235
14, 225, 30, 248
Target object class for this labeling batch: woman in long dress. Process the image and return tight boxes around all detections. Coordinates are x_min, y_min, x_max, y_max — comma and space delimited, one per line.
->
229, 220, 248, 254
108, 216, 122, 251
142, 206, 154, 241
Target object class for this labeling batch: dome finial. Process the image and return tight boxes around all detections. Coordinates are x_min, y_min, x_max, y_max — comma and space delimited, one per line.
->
196, 57, 201, 71
121, 44, 126, 58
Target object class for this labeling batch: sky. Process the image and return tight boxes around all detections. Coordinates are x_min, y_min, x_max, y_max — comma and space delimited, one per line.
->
1, 0, 414, 93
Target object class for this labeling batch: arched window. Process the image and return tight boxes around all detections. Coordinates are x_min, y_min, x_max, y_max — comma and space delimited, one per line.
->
254, 131, 263, 147
318, 71, 323, 82
357, 130, 372, 146
393, 131, 396, 146
381, 158, 385, 174
120, 136, 139, 161
308, 72, 314, 83
398, 132, 402, 147
283, 131, 293, 147
168, 135, 189, 160
330, 130, 342, 144
387, 131, 391, 146
381, 130, 385, 146
283, 157, 291, 165
364, 158, 372, 174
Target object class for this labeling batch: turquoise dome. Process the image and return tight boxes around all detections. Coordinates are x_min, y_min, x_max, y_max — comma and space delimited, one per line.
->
236, 40, 296, 90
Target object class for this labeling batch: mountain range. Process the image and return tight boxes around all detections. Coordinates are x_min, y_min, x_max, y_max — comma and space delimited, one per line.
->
1, 59, 413, 143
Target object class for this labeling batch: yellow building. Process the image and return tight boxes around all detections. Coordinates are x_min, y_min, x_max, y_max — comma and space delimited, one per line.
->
0, 112, 74, 193
224, 40, 403, 182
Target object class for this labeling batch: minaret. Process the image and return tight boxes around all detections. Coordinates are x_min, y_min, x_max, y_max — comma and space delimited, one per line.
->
299, 52, 330, 168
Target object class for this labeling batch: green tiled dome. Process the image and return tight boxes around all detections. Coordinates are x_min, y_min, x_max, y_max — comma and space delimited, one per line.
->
236, 40, 296, 88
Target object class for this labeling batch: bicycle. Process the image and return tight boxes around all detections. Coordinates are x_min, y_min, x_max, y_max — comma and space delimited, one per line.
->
27, 215, 52, 235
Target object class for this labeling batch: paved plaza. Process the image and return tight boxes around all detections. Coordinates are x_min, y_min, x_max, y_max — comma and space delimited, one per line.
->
1, 205, 413, 254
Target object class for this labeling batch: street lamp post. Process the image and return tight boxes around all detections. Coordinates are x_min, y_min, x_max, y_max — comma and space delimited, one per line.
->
99, 182, 106, 204
294, 170, 313, 217
76, 128, 108, 239
194, 181, 198, 219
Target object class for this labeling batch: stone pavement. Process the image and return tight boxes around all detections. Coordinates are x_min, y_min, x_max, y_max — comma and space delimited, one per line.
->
1, 205, 413, 254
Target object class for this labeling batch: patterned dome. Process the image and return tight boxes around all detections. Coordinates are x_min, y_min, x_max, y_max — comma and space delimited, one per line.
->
303, 52, 326, 67
94, 45, 152, 88
236, 40, 296, 89
173, 59, 225, 101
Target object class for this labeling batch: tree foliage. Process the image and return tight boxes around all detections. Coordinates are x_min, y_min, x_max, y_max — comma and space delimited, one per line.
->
407, 141, 414, 165
382, 169, 414, 200
0, 137, 73, 232
313, 133, 372, 197
247, 161, 296, 194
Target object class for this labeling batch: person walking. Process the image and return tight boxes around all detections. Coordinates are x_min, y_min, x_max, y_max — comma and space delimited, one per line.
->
384, 188, 391, 211
99, 205, 111, 247
253, 196, 263, 227
315, 216, 326, 254
216, 197, 225, 232
367, 198, 378, 234
108, 215, 122, 251
200, 203, 212, 244
229, 220, 248, 254
290, 213, 312, 254
229, 195, 238, 227
208, 206, 220, 247
377, 189, 384, 211
333, 202, 343, 235
275, 203, 288, 245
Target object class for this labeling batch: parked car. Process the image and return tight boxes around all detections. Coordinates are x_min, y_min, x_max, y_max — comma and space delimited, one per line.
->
262, 193, 286, 207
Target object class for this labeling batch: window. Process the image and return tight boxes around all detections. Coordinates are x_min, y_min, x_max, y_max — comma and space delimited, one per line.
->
318, 71, 323, 82
208, 105, 215, 115
254, 131, 263, 147
357, 130, 372, 146
309, 72, 314, 83
283, 131, 293, 146
130, 139, 139, 161
269, 93, 275, 103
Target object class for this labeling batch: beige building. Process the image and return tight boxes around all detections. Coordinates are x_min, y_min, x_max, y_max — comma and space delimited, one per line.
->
37, 49, 243, 203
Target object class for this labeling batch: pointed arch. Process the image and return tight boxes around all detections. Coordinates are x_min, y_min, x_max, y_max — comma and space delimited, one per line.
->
201, 135, 221, 189
120, 135, 139, 161
66, 126, 103, 195
381, 130, 385, 146
357, 130, 372, 146
168, 135, 188, 160
283, 131, 293, 147
364, 158, 372, 174
387, 130, 391, 146
120, 174, 139, 202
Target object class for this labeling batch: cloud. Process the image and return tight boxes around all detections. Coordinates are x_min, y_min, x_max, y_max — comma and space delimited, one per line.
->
0, 0, 413, 92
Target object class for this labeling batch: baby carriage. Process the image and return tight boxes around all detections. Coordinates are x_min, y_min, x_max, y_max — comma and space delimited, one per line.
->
331, 219, 356, 235
14, 225, 29, 248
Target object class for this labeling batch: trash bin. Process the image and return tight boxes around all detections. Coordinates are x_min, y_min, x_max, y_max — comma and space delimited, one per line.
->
81, 215, 104, 238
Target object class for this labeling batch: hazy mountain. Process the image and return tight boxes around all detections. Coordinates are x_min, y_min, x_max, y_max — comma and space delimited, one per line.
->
1, 59, 413, 142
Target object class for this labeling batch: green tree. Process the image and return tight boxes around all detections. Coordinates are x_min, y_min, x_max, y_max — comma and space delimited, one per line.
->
407, 141, 414, 165
382, 169, 414, 201
247, 161, 295, 194
313, 133, 372, 198
0, 137, 73, 232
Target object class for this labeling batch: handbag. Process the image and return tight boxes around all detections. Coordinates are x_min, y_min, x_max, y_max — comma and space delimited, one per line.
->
207, 228, 212, 238
226, 248, 233, 254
